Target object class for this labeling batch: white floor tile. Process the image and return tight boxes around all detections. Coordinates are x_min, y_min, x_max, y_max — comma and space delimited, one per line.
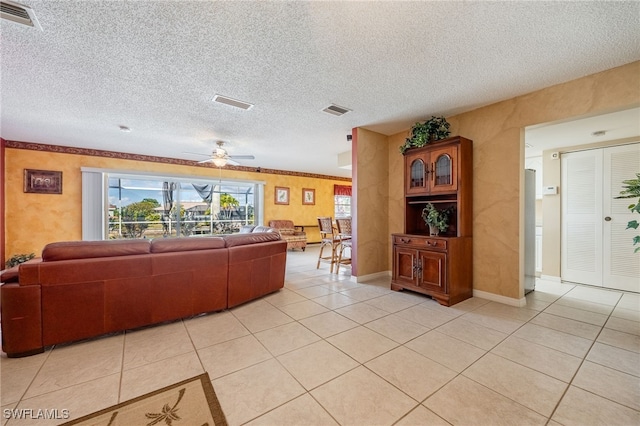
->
3, 248, 638, 425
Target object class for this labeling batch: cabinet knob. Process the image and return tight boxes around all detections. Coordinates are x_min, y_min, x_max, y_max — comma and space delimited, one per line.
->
604, 216, 612, 222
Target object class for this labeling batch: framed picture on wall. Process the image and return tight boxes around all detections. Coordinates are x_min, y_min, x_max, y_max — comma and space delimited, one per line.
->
24, 169, 63, 194
302, 188, 315, 205
275, 186, 290, 205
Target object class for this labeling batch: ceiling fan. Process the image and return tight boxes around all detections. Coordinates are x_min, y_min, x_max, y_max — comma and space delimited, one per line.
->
186, 141, 255, 167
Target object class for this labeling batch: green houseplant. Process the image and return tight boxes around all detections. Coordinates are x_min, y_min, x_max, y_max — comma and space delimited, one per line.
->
399, 116, 451, 154
616, 173, 640, 253
5, 253, 35, 268
421, 203, 454, 236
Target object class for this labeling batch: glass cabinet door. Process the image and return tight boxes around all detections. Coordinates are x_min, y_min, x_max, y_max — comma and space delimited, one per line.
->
434, 154, 452, 185
410, 159, 425, 188
429, 145, 458, 193
405, 151, 429, 194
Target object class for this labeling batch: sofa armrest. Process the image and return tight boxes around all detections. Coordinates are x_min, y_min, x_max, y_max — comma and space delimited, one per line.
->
1, 257, 42, 284
1, 283, 44, 357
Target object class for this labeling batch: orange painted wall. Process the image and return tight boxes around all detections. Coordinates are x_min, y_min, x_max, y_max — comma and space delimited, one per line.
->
4, 147, 349, 258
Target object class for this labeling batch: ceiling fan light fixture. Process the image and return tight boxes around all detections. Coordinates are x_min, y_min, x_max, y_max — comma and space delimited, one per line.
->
212, 157, 228, 167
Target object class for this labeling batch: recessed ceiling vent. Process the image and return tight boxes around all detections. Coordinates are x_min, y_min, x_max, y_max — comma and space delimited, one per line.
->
1, 0, 42, 30
212, 94, 254, 110
322, 104, 351, 116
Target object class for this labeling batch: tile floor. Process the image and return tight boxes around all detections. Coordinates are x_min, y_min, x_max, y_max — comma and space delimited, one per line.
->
1, 246, 639, 425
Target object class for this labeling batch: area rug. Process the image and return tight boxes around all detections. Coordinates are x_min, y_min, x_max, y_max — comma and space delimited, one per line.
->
63, 373, 227, 426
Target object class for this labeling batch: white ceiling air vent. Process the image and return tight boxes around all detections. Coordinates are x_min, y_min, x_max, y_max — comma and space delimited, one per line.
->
322, 104, 352, 116
1, 0, 42, 30
212, 94, 254, 110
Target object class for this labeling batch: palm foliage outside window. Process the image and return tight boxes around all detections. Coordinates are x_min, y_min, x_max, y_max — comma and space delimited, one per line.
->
108, 175, 257, 239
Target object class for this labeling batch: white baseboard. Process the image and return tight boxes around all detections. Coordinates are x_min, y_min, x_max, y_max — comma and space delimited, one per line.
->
473, 289, 527, 307
355, 270, 392, 283
540, 275, 562, 282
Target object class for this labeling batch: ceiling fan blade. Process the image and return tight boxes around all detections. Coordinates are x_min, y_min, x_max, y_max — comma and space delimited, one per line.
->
226, 158, 240, 166
183, 151, 210, 157
198, 159, 214, 164
228, 155, 255, 160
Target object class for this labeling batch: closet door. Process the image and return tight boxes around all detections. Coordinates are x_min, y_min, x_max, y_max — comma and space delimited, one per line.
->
562, 143, 640, 291
603, 144, 640, 292
562, 150, 603, 286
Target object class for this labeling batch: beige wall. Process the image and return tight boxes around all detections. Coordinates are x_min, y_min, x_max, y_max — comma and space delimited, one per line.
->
355, 60, 639, 300
446, 61, 638, 299
4, 147, 349, 258
353, 128, 390, 277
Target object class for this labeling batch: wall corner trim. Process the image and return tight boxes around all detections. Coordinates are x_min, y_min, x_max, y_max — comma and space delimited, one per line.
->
473, 289, 527, 307
355, 270, 392, 283
540, 275, 562, 282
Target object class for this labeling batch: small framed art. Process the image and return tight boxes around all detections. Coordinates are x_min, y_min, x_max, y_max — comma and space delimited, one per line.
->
24, 169, 63, 194
302, 188, 315, 205
274, 186, 290, 205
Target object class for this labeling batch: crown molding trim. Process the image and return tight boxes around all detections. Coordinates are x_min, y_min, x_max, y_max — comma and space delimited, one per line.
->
4, 140, 352, 182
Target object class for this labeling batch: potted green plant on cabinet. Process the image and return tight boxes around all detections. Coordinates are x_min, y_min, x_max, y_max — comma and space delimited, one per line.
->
399, 116, 451, 154
421, 203, 454, 236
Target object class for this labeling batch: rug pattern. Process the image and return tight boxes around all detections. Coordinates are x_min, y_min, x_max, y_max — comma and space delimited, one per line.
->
62, 373, 227, 426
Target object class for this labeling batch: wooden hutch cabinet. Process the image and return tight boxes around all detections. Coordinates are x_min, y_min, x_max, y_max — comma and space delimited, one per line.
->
391, 136, 473, 306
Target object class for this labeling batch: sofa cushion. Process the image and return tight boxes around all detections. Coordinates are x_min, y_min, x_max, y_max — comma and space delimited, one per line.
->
252, 226, 277, 233
224, 232, 281, 248
239, 225, 257, 233
42, 240, 151, 262
278, 228, 296, 235
151, 237, 226, 253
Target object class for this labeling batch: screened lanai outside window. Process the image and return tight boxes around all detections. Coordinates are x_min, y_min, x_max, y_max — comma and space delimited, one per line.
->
108, 176, 256, 239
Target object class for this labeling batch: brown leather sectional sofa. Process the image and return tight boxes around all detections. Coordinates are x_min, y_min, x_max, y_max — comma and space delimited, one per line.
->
1, 229, 287, 357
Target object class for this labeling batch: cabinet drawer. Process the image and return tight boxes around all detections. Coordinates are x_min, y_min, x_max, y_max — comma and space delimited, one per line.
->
393, 236, 447, 251
423, 238, 447, 250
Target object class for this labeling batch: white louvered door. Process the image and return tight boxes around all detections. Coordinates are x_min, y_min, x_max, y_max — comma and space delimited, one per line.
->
562, 150, 603, 286
603, 144, 640, 291
562, 143, 640, 291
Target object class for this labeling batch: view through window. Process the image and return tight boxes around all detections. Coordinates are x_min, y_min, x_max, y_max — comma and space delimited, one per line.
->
108, 176, 257, 239
334, 184, 352, 218
334, 195, 351, 218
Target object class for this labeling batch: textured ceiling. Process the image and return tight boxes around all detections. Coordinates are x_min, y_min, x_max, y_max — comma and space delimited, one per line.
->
1, 1, 639, 177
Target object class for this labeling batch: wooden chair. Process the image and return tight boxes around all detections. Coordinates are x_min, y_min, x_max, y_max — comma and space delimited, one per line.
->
334, 217, 352, 274
316, 216, 340, 272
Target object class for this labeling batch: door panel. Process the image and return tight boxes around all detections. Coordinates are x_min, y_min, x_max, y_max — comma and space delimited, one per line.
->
429, 145, 458, 194
603, 144, 640, 292
419, 250, 446, 291
394, 247, 417, 286
562, 143, 640, 292
562, 150, 602, 286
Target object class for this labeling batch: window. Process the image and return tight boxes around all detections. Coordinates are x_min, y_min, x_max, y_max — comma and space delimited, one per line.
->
334, 184, 352, 218
82, 168, 264, 240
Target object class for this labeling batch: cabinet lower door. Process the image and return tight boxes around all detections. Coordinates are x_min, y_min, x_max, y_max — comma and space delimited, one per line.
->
393, 246, 417, 286
418, 250, 446, 291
